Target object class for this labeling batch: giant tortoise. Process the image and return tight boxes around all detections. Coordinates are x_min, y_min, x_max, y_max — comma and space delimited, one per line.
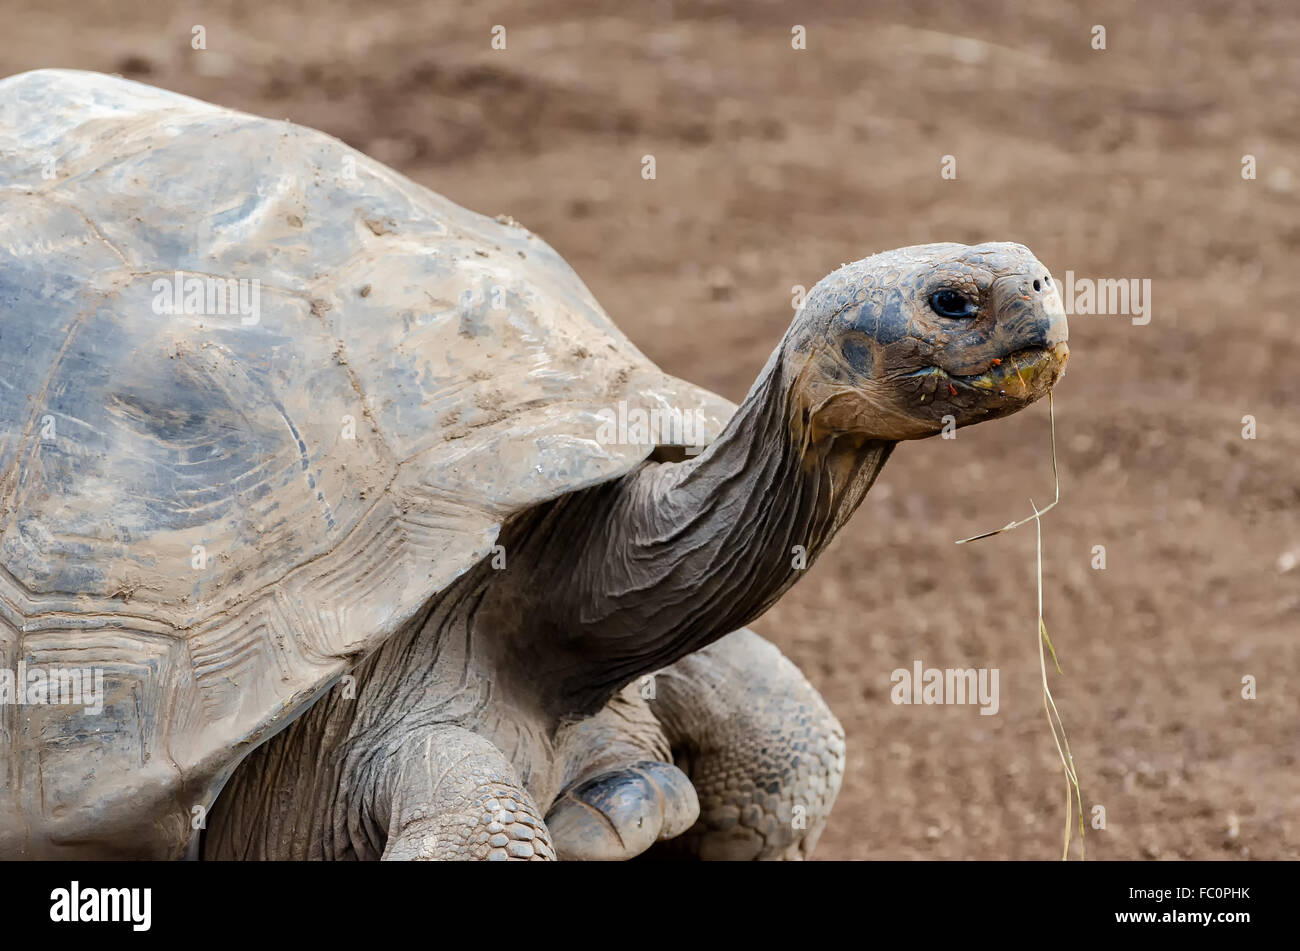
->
0, 69, 1068, 860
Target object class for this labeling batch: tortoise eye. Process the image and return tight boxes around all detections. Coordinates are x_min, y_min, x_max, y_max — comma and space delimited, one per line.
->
929, 289, 977, 318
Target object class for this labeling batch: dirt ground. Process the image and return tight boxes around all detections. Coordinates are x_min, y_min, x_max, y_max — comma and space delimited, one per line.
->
6, 0, 1295, 859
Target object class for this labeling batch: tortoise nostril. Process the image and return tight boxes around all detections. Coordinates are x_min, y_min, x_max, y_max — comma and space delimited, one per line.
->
1032, 279, 1042, 292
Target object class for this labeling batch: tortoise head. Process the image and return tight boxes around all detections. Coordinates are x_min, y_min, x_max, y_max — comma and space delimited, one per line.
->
785, 242, 1069, 442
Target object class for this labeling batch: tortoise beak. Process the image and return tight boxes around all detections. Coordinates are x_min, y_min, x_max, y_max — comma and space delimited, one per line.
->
982, 271, 1069, 393
957, 341, 1068, 398
944, 273, 1069, 406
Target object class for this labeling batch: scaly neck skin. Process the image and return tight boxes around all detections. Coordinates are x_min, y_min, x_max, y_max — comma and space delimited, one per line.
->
492, 345, 897, 720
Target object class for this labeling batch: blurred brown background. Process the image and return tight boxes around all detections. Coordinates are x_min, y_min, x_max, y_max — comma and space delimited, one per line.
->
6, 0, 1296, 859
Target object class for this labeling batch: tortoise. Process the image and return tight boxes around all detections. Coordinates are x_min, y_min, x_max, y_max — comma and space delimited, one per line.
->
0, 69, 1068, 860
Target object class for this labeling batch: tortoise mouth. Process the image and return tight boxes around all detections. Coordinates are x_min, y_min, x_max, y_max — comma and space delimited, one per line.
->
925, 342, 1069, 396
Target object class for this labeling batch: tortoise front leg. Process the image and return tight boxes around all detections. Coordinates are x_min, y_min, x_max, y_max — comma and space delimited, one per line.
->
644, 628, 846, 860
545, 685, 699, 860
546, 630, 843, 861
372, 726, 556, 861
207, 713, 556, 861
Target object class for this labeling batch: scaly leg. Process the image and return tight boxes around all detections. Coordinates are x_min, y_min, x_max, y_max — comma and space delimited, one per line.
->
376, 725, 556, 861
645, 628, 845, 860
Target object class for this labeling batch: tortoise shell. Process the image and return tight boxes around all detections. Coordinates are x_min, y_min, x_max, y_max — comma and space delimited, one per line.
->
0, 69, 733, 856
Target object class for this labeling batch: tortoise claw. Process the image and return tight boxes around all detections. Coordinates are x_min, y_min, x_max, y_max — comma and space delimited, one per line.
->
545, 761, 699, 861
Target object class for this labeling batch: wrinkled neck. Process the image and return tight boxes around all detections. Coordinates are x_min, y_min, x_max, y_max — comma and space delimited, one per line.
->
497, 351, 896, 718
